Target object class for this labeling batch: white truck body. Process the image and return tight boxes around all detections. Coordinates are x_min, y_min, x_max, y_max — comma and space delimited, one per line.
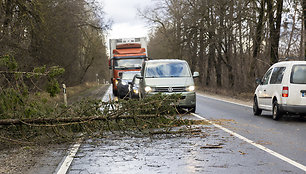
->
109, 37, 148, 58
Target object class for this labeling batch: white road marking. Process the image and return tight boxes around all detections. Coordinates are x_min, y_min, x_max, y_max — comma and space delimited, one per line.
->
56, 85, 113, 174
55, 140, 82, 174
197, 93, 252, 108
192, 113, 306, 172
102, 85, 113, 102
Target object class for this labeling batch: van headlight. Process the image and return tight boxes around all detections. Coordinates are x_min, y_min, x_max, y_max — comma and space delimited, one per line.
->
145, 86, 152, 92
186, 86, 195, 92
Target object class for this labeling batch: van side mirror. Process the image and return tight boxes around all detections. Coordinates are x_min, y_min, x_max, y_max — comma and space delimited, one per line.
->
255, 78, 262, 85
193, 72, 199, 78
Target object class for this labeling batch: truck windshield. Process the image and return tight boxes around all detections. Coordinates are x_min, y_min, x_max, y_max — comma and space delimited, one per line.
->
114, 59, 143, 69
145, 62, 191, 78
290, 65, 306, 84
122, 72, 139, 80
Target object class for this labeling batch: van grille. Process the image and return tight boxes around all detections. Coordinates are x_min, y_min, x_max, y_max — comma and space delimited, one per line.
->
154, 87, 186, 93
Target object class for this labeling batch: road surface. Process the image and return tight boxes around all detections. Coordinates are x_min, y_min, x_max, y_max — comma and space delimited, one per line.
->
58, 88, 306, 174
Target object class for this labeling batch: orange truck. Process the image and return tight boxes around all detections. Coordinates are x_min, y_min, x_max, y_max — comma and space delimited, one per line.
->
109, 37, 148, 96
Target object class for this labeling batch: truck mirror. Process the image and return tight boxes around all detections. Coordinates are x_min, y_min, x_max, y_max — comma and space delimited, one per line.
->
136, 76, 143, 79
108, 59, 112, 69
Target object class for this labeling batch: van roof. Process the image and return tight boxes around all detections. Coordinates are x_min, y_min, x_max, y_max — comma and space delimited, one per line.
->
273, 61, 306, 67
145, 59, 187, 63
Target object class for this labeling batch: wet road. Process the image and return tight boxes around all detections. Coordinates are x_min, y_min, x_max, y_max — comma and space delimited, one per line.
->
62, 89, 306, 174
195, 94, 306, 171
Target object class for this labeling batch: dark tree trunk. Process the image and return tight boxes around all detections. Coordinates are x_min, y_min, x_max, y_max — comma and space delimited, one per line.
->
304, 0, 306, 60
267, 0, 283, 65
249, 0, 265, 79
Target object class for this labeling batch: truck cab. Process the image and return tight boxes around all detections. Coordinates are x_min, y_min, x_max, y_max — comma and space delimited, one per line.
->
109, 37, 148, 96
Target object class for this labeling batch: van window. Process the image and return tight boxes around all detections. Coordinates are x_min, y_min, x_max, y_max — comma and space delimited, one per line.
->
270, 67, 286, 84
290, 65, 306, 84
145, 62, 191, 78
262, 68, 273, 85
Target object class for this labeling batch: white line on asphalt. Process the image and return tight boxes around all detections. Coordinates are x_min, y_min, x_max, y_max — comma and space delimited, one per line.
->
55, 85, 113, 174
197, 93, 252, 108
192, 113, 306, 172
55, 139, 82, 174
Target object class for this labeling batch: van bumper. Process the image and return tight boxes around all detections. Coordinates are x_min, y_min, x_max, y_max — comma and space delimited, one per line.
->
280, 105, 306, 114
146, 92, 196, 108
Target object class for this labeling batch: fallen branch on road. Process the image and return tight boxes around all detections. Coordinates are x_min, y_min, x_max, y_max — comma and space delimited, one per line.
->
0, 114, 160, 126
0, 93, 207, 147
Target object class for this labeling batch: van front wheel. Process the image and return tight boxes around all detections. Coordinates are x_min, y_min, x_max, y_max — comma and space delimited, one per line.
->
253, 97, 262, 116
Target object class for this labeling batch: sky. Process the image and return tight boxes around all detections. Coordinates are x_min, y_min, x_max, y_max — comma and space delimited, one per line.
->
102, 0, 153, 39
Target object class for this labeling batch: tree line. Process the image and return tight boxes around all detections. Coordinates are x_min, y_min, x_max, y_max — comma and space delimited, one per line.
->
142, 0, 305, 92
0, 0, 110, 87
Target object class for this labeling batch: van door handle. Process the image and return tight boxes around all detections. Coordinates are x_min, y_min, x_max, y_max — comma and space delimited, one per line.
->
300, 90, 306, 93
264, 90, 266, 92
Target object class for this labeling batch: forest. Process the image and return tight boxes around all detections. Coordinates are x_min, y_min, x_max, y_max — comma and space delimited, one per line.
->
143, 0, 305, 92
0, 0, 110, 87
0, 0, 305, 95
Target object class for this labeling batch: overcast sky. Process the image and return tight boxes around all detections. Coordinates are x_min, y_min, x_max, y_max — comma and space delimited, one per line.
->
102, 0, 153, 39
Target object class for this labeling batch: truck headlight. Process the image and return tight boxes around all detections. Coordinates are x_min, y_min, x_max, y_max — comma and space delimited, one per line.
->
187, 86, 195, 92
133, 88, 139, 94
145, 86, 152, 92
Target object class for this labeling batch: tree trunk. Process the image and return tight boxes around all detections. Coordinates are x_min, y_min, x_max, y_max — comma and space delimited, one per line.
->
267, 0, 283, 64
304, 0, 306, 60
249, 0, 265, 79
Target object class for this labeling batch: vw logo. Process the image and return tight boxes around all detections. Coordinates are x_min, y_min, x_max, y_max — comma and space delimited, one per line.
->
168, 87, 173, 93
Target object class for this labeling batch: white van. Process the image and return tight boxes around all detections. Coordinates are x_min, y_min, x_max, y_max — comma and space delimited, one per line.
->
137, 59, 199, 112
253, 61, 306, 120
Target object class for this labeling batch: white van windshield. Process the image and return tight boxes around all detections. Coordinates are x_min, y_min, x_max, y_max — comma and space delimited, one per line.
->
291, 65, 306, 84
145, 62, 191, 78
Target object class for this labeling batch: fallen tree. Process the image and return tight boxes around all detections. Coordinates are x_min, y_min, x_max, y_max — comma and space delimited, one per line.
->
0, 56, 204, 147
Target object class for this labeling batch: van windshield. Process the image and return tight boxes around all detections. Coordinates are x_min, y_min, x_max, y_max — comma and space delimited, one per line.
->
145, 62, 191, 78
291, 65, 306, 84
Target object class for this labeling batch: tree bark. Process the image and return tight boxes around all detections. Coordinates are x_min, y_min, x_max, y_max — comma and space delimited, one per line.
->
304, 0, 306, 60
249, 0, 265, 79
267, 0, 283, 64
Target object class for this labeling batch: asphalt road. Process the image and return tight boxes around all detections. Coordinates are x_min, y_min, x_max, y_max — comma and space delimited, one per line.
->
60, 89, 306, 174
195, 93, 306, 172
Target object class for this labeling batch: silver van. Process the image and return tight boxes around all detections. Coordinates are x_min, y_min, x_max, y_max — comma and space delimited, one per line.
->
137, 59, 199, 112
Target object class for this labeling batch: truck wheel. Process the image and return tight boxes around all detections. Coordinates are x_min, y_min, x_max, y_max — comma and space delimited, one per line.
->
272, 100, 282, 120
253, 97, 262, 116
